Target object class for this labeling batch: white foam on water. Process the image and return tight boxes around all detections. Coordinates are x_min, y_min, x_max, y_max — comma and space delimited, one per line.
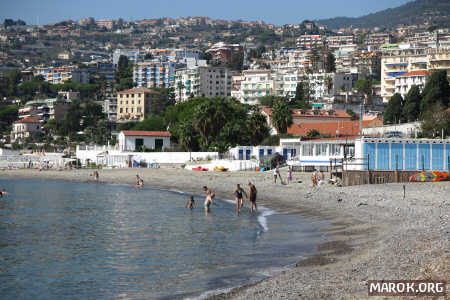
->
184, 286, 234, 300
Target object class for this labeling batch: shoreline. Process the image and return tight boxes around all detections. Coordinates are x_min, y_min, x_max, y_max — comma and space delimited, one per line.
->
1, 168, 449, 299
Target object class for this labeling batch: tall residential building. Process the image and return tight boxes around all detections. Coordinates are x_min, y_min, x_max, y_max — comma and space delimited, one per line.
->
394, 70, 428, 98
235, 70, 275, 105
380, 46, 450, 102
174, 66, 234, 102
113, 49, 143, 66
133, 61, 177, 89
18, 98, 71, 122
116, 87, 160, 122
296, 35, 324, 49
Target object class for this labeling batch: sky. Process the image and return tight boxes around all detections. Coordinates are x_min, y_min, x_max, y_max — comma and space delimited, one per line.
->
1, 0, 413, 26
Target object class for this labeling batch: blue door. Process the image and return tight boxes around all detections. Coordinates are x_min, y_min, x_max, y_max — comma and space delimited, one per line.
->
291, 149, 297, 158
418, 144, 431, 170
446, 144, 450, 171
363, 143, 376, 170
267, 149, 272, 155
405, 143, 417, 170
377, 143, 389, 170
283, 149, 288, 160
259, 149, 264, 158
390, 143, 403, 170
246, 149, 251, 160
238, 149, 243, 160
432, 144, 444, 170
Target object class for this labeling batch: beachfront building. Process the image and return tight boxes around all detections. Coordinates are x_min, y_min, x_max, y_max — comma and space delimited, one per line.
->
10, 117, 42, 143
118, 130, 171, 152
116, 87, 160, 122
354, 137, 450, 171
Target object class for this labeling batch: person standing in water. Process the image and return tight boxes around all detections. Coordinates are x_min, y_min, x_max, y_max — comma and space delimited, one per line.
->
248, 182, 257, 213
288, 166, 293, 184
136, 174, 144, 188
233, 184, 247, 214
186, 196, 195, 210
203, 186, 215, 213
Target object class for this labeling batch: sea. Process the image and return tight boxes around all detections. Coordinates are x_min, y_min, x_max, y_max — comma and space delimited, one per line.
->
0, 178, 327, 299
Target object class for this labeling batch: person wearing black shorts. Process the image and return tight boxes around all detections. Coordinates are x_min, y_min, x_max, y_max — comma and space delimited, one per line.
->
248, 182, 257, 212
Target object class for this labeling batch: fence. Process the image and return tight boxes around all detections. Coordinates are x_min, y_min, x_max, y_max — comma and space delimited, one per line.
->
342, 170, 421, 186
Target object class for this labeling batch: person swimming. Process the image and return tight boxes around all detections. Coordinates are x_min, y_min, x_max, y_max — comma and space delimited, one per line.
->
203, 186, 215, 213
186, 196, 195, 210
136, 175, 144, 188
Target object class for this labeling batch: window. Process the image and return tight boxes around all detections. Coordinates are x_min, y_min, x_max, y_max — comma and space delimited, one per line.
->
120, 101, 123, 104
302, 144, 313, 156
137, 107, 141, 113
315, 144, 327, 156
126, 108, 128, 113
126, 94, 129, 98
131, 108, 134, 113
120, 94, 123, 98
132, 101, 134, 104
138, 93, 141, 97
120, 108, 123, 113
330, 144, 341, 156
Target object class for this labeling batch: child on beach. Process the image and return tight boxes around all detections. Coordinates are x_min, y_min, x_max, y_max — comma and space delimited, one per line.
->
186, 196, 195, 210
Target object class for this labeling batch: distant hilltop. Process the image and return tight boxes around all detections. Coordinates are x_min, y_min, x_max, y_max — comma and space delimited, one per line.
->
316, 0, 450, 30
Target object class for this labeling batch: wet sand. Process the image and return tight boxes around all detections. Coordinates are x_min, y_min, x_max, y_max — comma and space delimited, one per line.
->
1, 167, 449, 299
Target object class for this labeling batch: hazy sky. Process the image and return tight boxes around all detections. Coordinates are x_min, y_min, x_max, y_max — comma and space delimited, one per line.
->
1, 0, 412, 26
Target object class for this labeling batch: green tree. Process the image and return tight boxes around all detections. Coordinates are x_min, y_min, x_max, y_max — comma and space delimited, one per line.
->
420, 103, 450, 138
292, 82, 311, 108
324, 75, 333, 95
354, 79, 373, 105
401, 85, 422, 122
131, 116, 166, 131
383, 93, 404, 124
325, 52, 336, 73
246, 108, 271, 146
306, 129, 321, 138
421, 70, 450, 114
271, 99, 292, 134
0, 105, 18, 135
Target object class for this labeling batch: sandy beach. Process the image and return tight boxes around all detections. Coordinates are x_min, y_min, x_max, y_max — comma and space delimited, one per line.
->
1, 167, 449, 299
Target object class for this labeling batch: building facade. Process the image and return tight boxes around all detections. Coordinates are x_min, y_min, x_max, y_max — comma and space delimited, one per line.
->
118, 130, 171, 151
133, 61, 177, 89
11, 117, 42, 142
116, 87, 160, 122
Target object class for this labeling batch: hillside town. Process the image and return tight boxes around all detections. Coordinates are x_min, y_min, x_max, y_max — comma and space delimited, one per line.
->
0, 11, 449, 172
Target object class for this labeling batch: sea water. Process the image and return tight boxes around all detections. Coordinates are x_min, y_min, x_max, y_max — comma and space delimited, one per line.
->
0, 178, 327, 299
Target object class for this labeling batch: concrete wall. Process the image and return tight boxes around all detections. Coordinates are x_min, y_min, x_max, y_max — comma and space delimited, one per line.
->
362, 122, 421, 138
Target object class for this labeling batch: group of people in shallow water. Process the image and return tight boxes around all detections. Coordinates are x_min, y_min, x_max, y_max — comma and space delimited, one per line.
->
186, 183, 257, 215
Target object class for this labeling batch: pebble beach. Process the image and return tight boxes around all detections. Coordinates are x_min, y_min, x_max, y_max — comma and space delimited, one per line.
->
1, 167, 449, 299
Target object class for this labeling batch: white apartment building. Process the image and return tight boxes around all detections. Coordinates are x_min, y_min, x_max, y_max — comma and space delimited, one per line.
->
394, 70, 428, 98
326, 35, 355, 49
296, 35, 324, 49
381, 46, 450, 102
174, 66, 234, 102
236, 70, 275, 104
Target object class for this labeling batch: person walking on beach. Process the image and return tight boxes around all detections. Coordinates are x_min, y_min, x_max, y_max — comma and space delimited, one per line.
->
186, 196, 195, 210
318, 170, 325, 186
312, 169, 318, 188
288, 166, 293, 184
248, 182, 257, 213
233, 184, 247, 214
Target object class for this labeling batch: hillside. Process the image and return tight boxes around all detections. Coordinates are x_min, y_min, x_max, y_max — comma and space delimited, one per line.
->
317, 0, 450, 30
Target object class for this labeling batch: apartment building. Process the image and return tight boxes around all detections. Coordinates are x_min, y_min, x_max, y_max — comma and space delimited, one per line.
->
10, 117, 42, 143
296, 35, 324, 49
34, 66, 89, 84
18, 98, 71, 122
113, 49, 143, 66
174, 66, 234, 102
205, 42, 243, 64
394, 70, 428, 98
381, 46, 450, 102
365, 33, 393, 48
326, 35, 355, 49
236, 70, 275, 104
96, 20, 114, 30
116, 87, 160, 122
353, 51, 381, 80
133, 61, 177, 89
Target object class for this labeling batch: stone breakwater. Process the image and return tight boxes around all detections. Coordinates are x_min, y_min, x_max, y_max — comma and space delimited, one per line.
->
1, 168, 449, 299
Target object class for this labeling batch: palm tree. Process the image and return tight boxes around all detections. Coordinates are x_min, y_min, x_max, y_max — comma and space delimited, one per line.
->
176, 80, 185, 102
178, 120, 197, 151
271, 99, 293, 134
324, 76, 333, 95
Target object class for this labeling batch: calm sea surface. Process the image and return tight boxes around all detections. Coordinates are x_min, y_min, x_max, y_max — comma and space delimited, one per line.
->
0, 178, 326, 299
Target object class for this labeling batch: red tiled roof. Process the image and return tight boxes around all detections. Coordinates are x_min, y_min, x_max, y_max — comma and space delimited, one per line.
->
117, 87, 158, 94
397, 70, 428, 77
121, 130, 171, 137
15, 117, 41, 124
287, 119, 383, 137
259, 106, 351, 119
